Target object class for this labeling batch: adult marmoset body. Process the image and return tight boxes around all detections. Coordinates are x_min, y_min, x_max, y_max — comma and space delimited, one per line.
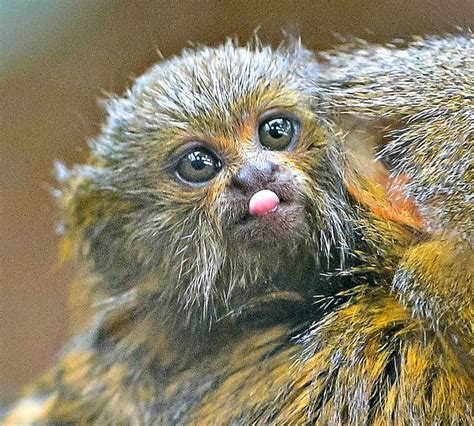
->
3, 34, 473, 424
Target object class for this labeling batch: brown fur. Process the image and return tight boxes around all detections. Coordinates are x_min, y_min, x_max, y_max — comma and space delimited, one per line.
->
3, 34, 472, 425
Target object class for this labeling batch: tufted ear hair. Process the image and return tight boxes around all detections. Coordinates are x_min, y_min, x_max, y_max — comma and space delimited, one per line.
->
53, 161, 152, 296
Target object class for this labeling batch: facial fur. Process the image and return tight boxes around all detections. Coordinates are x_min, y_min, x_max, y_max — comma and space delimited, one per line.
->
59, 40, 353, 326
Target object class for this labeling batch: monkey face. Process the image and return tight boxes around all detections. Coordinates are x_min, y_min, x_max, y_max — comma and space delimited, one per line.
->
67, 41, 352, 320
170, 110, 312, 250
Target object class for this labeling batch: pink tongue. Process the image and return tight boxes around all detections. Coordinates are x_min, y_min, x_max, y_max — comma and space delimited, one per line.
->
248, 190, 280, 216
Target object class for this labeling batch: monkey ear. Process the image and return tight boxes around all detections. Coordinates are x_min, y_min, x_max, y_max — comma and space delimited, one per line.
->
340, 117, 425, 230
55, 165, 145, 287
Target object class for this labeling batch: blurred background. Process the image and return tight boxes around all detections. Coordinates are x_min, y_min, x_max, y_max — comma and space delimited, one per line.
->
1, 0, 473, 403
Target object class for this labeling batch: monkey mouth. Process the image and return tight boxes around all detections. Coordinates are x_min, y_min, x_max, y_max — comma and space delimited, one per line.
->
223, 186, 307, 248
233, 201, 306, 247
237, 202, 298, 223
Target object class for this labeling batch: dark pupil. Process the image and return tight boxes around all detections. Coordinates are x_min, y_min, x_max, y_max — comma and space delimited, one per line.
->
177, 148, 221, 183
189, 151, 211, 170
260, 117, 294, 150
267, 118, 290, 139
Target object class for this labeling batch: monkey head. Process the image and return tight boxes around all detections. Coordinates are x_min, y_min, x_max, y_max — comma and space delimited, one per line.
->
60, 40, 353, 325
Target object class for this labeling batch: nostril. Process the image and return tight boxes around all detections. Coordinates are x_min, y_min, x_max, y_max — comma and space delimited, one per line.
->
231, 161, 279, 192
270, 162, 280, 174
231, 166, 254, 190
230, 172, 246, 190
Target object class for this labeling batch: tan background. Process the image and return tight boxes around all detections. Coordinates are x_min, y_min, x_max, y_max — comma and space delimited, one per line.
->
1, 0, 473, 402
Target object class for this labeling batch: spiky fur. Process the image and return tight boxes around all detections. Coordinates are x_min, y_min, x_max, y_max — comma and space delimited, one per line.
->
3, 34, 472, 425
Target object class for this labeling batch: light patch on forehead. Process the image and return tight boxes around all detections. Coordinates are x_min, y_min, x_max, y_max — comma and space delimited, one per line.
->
132, 43, 308, 133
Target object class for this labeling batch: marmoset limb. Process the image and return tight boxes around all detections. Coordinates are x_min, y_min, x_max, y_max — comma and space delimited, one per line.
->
3, 33, 472, 424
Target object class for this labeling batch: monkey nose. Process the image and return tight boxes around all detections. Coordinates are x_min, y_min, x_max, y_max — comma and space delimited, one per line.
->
248, 189, 280, 216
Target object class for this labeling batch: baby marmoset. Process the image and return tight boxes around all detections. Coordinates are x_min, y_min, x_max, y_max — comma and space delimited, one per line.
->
4, 34, 473, 424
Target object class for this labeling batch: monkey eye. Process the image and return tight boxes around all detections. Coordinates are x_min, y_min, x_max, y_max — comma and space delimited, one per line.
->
176, 147, 222, 184
258, 115, 298, 151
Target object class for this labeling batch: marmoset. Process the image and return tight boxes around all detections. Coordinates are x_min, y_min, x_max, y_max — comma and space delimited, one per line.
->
3, 33, 472, 424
